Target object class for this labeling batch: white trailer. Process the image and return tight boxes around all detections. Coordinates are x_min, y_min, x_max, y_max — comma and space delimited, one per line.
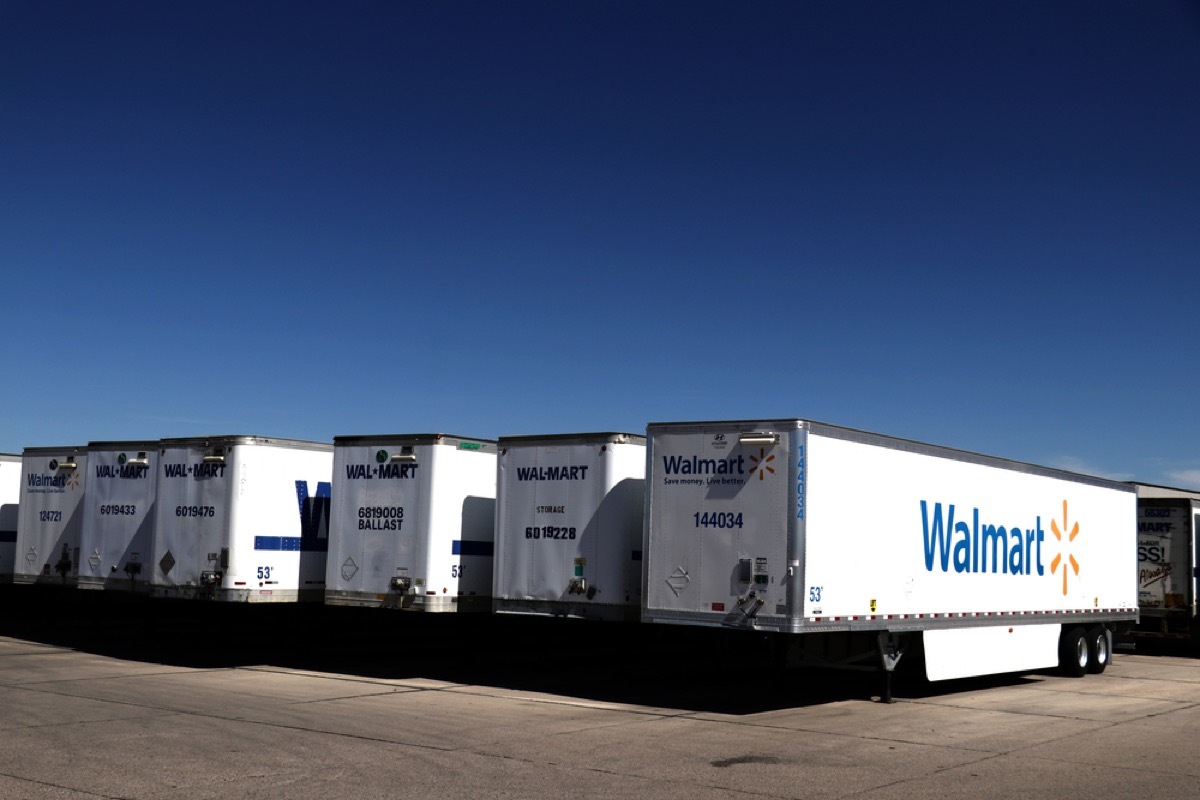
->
643, 420, 1137, 692
494, 432, 645, 621
1130, 482, 1199, 643
326, 434, 496, 611
78, 441, 159, 591
13, 446, 89, 586
150, 436, 333, 602
0, 453, 20, 582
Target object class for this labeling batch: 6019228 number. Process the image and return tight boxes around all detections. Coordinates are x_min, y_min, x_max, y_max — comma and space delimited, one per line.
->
525, 526, 577, 540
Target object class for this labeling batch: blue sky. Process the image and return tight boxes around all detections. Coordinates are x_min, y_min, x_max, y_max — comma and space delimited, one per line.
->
2, 1, 1198, 488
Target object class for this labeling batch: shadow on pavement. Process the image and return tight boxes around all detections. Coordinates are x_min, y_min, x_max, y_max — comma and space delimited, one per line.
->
0, 585, 1088, 713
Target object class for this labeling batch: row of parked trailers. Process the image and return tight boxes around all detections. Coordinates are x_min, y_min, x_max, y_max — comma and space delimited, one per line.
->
0, 433, 644, 619
1, 420, 1196, 687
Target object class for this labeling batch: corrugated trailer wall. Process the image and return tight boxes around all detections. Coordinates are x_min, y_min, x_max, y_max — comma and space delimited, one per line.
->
14, 446, 89, 586
326, 434, 496, 612
151, 436, 333, 603
0, 453, 21, 581
78, 441, 159, 592
493, 432, 645, 621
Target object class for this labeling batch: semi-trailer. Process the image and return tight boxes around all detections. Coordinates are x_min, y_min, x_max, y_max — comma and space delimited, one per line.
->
150, 436, 333, 602
0, 453, 20, 581
13, 446, 89, 586
493, 432, 645, 621
325, 434, 496, 611
642, 419, 1137, 695
78, 440, 159, 591
1130, 482, 1199, 644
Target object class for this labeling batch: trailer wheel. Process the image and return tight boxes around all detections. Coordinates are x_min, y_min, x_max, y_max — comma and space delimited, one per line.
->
1085, 626, 1109, 674
1059, 627, 1089, 677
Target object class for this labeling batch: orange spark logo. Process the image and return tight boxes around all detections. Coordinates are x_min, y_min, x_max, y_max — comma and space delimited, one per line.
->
1049, 500, 1079, 596
748, 448, 775, 481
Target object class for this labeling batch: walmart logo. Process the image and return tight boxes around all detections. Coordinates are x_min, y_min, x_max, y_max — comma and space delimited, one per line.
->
1049, 500, 1079, 596
660, 444, 778, 482
747, 448, 776, 481
661, 453, 745, 476
920, 500, 1048, 577
920, 498, 1086, 594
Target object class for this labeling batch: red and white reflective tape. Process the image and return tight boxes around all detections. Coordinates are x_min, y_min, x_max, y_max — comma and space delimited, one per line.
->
808, 607, 1137, 623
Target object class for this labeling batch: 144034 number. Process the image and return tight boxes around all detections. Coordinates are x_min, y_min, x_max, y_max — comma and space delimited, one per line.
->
693, 512, 743, 529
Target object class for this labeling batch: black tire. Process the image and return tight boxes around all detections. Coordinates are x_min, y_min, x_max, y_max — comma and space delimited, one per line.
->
1086, 626, 1110, 674
1059, 626, 1089, 677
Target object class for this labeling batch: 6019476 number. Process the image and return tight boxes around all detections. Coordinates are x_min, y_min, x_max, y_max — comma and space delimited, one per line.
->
176, 505, 215, 517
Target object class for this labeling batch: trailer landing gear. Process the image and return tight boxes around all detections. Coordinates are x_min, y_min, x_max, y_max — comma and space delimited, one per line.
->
878, 632, 907, 704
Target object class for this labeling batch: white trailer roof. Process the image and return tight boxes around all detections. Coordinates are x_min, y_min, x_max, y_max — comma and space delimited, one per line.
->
648, 418, 1134, 493
159, 435, 332, 451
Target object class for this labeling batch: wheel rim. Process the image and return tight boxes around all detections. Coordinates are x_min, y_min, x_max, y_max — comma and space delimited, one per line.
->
1095, 633, 1109, 666
1075, 636, 1089, 668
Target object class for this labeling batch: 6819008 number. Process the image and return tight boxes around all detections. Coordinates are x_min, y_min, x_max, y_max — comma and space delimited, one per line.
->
693, 511, 743, 529
357, 506, 404, 520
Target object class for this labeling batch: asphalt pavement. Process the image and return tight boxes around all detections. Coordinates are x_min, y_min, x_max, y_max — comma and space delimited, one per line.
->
1, 587, 1198, 799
